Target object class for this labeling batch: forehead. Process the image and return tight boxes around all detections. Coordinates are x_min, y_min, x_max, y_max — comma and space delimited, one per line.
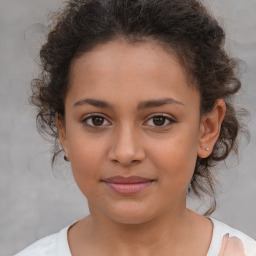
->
67, 39, 199, 108
70, 39, 185, 82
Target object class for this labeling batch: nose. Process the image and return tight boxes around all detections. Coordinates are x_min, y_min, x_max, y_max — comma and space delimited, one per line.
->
107, 124, 145, 167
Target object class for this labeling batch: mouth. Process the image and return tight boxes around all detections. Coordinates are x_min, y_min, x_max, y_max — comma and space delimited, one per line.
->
102, 176, 155, 195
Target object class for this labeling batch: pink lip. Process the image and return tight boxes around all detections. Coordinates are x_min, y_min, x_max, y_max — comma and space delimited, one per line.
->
103, 176, 155, 195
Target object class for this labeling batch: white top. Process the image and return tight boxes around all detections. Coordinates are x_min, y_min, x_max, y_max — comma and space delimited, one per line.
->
14, 218, 256, 256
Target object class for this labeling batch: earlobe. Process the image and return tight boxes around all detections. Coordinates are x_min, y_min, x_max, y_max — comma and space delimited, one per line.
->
197, 99, 226, 158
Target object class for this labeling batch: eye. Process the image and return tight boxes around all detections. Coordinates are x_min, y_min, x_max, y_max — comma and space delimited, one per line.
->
82, 114, 111, 127
145, 114, 175, 127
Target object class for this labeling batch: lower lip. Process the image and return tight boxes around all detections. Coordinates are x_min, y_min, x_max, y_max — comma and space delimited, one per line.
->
104, 181, 154, 195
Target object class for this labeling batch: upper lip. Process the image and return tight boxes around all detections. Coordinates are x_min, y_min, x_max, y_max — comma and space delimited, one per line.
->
103, 176, 154, 184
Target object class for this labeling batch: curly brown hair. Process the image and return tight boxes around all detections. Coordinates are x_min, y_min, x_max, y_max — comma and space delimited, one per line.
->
31, 0, 248, 215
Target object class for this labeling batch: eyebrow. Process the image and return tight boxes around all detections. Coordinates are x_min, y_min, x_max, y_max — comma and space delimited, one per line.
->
74, 97, 185, 110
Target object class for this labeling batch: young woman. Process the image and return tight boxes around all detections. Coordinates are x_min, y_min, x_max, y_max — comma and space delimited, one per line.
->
15, 0, 256, 255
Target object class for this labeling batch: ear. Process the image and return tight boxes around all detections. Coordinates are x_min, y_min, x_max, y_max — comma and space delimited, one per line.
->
197, 99, 226, 158
55, 114, 69, 156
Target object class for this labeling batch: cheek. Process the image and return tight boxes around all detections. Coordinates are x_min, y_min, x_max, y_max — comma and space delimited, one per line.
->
68, 135, 105, 193
149, 128, 199, 188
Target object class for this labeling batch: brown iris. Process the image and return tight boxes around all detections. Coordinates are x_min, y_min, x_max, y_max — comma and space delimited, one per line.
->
92, 116, 104, 126
153, 116, 166, 126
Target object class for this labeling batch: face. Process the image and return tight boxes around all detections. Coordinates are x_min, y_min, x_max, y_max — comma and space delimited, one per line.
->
59, 40, 204, 224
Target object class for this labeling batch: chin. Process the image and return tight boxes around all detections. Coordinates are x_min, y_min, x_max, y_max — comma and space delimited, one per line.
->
103, 203, 158, 225
109, 214, 153, 225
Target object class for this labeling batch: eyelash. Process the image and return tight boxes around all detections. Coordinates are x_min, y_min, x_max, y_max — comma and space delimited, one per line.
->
81, 113, 176, 129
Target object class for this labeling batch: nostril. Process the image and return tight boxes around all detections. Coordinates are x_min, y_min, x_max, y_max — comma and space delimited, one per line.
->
111, 158, 141, 167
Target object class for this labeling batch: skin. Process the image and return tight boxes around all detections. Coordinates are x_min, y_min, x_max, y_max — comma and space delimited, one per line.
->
57, 39, 226, 256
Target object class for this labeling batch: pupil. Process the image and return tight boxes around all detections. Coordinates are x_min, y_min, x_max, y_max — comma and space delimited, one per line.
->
153, 116, 165, 126
92, 116, 104, 126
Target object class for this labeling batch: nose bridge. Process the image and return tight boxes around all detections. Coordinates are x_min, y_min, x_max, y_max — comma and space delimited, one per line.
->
108, 121, 145, 166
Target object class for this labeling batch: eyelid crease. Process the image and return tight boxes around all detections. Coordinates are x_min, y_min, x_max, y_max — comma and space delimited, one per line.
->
146, 113, 176, 120
82, 112, 110, 121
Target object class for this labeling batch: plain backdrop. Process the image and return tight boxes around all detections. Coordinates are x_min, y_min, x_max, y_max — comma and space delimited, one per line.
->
0, 0, 255, 255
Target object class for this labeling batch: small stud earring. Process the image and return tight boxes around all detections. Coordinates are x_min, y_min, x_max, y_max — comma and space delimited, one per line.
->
200, 145, 210, 151
64, 153, 70, 162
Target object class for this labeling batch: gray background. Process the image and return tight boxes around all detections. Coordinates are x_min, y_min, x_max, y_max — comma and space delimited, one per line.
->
0, 0, 255, 255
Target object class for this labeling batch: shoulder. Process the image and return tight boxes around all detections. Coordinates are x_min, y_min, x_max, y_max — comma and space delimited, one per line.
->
14, 233, 58, 256
208, 218, 256, 256
14, 224, 72, 256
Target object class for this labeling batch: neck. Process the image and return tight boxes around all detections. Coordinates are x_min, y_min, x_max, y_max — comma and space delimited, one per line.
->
73, 205, 197, 256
